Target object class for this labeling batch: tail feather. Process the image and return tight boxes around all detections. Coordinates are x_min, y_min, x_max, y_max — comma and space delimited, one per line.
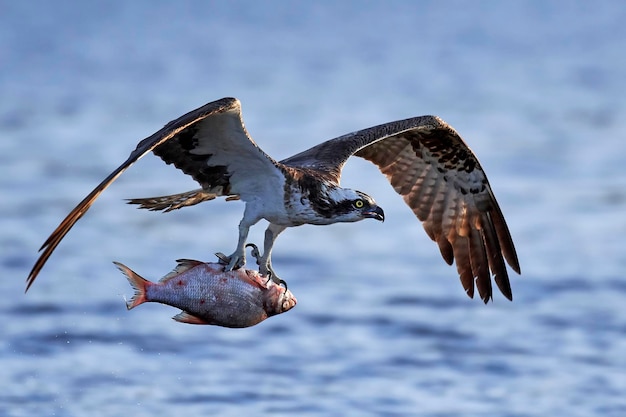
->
113, 261, 150, 310
126, 189, 218, 212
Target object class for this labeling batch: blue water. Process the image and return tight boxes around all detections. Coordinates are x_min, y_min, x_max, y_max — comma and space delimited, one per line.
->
2, 1, 626, 416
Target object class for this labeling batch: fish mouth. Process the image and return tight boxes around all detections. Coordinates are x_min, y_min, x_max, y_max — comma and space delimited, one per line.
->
280, 290, 297, 311
363, 206, 385, 222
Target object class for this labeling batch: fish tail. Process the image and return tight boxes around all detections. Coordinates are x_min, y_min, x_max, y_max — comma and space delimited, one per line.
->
113, 261, 150, 310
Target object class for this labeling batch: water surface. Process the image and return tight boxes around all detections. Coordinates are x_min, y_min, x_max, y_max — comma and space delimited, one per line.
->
1, 2, 625, 416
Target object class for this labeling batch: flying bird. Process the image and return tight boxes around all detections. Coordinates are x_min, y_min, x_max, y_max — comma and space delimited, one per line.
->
26, 97, 520, 302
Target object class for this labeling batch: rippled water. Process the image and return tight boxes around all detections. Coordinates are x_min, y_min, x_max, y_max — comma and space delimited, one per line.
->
2, 2, 626, 416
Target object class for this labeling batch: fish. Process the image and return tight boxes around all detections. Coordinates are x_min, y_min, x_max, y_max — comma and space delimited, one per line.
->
114, 259, 297, 328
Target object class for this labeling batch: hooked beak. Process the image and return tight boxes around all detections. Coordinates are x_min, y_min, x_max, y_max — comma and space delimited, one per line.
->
363, 206, 385, 222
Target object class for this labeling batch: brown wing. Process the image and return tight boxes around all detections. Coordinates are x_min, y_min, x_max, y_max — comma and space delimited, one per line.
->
283, 115, 520, 302
26, 97, 277, 291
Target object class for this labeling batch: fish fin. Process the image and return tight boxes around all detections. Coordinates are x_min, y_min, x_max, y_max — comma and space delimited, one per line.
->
172, 311, 211, 325
159, 259, 204, 282
113, 261, 150, 310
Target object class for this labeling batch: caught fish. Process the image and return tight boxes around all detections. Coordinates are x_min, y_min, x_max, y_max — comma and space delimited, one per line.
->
114, 259, 296, 328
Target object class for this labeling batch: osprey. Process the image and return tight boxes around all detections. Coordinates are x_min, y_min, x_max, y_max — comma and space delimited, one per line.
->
26, 97, 520, 302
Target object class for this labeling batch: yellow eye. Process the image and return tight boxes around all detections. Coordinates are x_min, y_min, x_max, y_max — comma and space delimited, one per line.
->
354, 199, 364, 208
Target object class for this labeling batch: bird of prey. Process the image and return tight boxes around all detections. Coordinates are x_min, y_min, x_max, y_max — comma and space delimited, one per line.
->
26, 97, 520, 302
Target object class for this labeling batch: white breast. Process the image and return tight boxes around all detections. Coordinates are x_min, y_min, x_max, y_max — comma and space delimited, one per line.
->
232, 169, 293, 226
281, 183, 335, 226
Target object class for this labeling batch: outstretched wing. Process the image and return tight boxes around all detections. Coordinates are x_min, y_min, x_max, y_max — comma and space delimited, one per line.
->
282, 116, 520, 302
27, 97, 278, 291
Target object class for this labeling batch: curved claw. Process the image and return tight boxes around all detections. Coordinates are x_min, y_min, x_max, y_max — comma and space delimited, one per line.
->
245, 243, 261, 265
277, 278, 288, 292
263, 269, 288, 292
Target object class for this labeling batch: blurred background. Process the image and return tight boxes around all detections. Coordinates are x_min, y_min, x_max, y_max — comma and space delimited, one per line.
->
1, 1, 625, 416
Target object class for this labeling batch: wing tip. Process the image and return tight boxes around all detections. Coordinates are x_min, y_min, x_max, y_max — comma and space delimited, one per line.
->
25, 255, 46, 292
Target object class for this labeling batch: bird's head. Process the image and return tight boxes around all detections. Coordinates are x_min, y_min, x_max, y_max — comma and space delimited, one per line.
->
323, 188, 385, 224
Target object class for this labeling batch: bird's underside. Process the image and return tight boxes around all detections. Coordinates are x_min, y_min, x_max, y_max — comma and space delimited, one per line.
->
26, 97, 520, 303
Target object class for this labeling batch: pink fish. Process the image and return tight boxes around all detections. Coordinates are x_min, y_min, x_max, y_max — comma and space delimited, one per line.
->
114, 259, 296, 328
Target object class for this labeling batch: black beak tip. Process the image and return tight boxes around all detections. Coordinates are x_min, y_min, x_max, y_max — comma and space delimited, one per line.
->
366, 206, 385, 222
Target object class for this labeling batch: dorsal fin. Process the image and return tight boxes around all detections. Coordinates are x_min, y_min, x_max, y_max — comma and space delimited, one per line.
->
158, 259, 204, 282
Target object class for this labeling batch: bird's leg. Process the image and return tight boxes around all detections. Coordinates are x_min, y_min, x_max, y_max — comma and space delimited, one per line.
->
257, 223, 287, 285
215, 218, 254, 271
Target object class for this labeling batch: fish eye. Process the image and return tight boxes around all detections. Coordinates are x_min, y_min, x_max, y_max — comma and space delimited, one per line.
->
354, 199, 364, 208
